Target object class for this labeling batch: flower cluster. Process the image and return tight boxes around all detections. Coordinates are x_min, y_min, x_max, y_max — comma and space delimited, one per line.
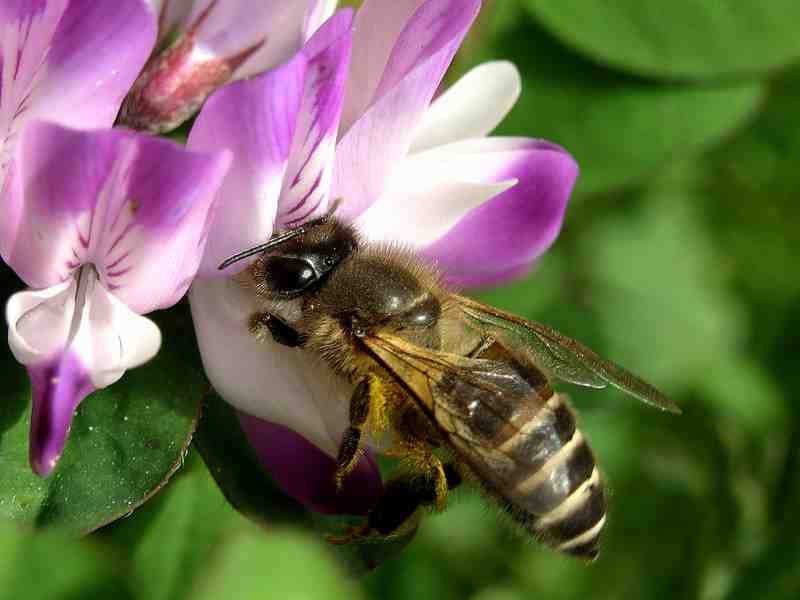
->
1, 0, 577, 516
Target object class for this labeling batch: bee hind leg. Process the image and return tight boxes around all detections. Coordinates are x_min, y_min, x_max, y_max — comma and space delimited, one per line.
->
326, 463, 462, 545
333, 378, 372, 490
367, 462, 462, 536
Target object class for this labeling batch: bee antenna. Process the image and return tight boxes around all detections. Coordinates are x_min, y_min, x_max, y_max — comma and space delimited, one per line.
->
217, 226, 308, 270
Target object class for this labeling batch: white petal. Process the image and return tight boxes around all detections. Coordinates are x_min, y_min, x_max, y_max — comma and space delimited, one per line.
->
6, 278, 73, 365
7, 267, 161, 389
189, 278, 350, 457
304, 0, 338, 40
354, 149, 516, 248
410, 61, 521, 153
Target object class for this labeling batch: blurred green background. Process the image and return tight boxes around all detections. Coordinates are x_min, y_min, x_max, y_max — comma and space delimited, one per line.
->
2, 1, 800, 599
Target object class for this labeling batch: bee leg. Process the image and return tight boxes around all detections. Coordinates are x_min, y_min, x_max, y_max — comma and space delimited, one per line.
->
367, 463, 462, 536
333, 378, 372, 490
249, 311, 305, 347
429, 457, 450, 512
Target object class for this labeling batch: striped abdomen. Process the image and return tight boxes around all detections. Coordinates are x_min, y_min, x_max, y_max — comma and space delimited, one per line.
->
439, 344, 607, 559
498, 392, 605, 559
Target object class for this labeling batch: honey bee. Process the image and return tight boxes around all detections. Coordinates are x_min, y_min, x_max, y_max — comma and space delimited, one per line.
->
220, 211, 680, 561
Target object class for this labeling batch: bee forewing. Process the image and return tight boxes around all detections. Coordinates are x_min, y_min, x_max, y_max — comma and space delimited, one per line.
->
456, 296, 681, 414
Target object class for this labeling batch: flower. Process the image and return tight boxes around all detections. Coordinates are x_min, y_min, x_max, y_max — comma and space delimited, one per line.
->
188, 0, 577, 513
4, 122, 230, 475
118, 0, 336, 133
0, 0, 157, 254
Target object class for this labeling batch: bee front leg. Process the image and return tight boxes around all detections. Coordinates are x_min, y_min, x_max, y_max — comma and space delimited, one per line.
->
249, 311, 305, 347
333, 378, 372, 490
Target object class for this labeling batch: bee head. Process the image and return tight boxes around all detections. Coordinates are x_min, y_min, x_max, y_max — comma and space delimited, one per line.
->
219, 213, 358, 299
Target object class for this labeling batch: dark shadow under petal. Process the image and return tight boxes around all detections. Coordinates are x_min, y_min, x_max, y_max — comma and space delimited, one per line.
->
238, 412, 383, 516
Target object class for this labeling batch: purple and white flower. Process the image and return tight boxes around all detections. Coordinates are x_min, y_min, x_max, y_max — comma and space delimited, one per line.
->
188, 0, 577, 513
119, 0, 336, 133
4, 122, 230, 475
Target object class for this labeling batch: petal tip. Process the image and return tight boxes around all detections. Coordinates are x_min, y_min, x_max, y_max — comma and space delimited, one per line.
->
30, 452, 60, 478
26, 353, 94, 477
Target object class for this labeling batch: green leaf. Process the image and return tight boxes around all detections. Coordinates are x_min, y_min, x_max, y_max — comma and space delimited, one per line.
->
0, 266, 204, 534
195, 390, 417, 575
192, 529, 364, 600
193, 389, 310, 527
578, 184, 747, 390
522, 0, 800, 79
98, 450, 251, 600
0, 519, 130, 600
482, 23, 763, 196
702, 69, 800, 309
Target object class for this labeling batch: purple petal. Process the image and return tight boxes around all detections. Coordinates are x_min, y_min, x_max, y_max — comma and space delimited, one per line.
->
239, 413, 382, 516
5, 122, 230, 313
420, 138, 578, 288
16, 0, 156, 128
7, 272, 162, 476
188, 53, 308, 277
371, 0, 480, 105
277, 9, 353, 227
339, 0, 422, 133
333, 0, 480, 221
0, 0, 68, 201
27, 351, 93, 476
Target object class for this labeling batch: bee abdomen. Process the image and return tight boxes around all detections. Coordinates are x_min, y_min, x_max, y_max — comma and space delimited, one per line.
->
501, 395, 607, 560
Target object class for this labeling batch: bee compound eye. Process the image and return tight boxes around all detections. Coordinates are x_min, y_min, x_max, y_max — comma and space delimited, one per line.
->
263, 257, 317, 294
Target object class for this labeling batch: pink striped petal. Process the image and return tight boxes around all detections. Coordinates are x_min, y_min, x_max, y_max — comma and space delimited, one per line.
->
188, 54, 307, 277
239, 414, 382, 516
0, 0, 155, 142
4, 122, 230, 313
277, 10, 353, 227
7, 270, 161, 476
28, 0, 156, 126
419, 138, 578, 288
333, 0, 480, 221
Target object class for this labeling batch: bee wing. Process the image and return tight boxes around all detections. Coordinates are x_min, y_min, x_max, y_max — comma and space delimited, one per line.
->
360, 331, 541, 449
455, 295, 680, 414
